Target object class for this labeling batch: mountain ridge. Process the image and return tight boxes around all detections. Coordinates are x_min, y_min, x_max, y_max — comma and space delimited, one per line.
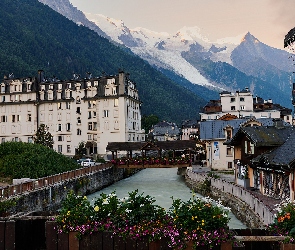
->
0, 0, 208, 125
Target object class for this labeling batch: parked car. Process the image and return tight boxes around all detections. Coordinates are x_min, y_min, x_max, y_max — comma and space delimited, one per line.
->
81, 158, 96, 167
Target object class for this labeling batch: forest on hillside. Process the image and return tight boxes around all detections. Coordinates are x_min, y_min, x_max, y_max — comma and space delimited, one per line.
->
0, 0, 207, 125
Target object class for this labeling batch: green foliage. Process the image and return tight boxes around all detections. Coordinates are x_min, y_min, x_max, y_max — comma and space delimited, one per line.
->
0, 0, 207, 124
141, 114, 159, 134
55, 191, 93, 232
0, 141, 79, 179
0, 198, 17, 216
170, 195, 230, 233
73, 141, 86, 160
33, 124, 53, 148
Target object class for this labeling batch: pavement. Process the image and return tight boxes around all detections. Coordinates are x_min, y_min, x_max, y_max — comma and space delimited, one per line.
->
190, 164, 281, 212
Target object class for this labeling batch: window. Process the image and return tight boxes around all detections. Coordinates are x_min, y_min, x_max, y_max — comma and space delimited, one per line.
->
93, 111, 96, 118
114, 99, 119, 107
93, 122, 97, 130
58, 145, 62, 153
66, 102, 71, 109
226, 146, 233, 156
240, 97, 245, 102
77, 117, 81, 125
76, 107, 81, 114
114, 120, 119, 130
230, 97, 235, 102
67, 145, 71, 153
244, 141, 248, 154
249, 142, 254, 154
76, 96, 81, 104
1, 138, 5, 143
12, 115, 16, 123
1, 115, 7, 122
57, 103, 62, 109
1, 96, 5, 102
240, 105, 245, 110
231, 106, 235, 110
227, 162, 233, 169
77, 129, 81, 135
58, 135, 64, 141
88, 111, 92, 119
103, 110, 109, 118
226, 130, 231, 139
27, 114, 31, 122
88, 122, 93, 130
28, 137, 33, 143
57, 124, 62, 131
66, 123, 71, 131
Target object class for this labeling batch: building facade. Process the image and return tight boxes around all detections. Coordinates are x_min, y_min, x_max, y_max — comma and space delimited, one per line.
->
200, 117, 291, 171
0, 70, 145, 157
200, 88, 292, 123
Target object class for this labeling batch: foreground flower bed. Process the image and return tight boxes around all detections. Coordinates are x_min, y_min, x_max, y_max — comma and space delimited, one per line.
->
53, 190, 234, 249
268, 199, 295, 244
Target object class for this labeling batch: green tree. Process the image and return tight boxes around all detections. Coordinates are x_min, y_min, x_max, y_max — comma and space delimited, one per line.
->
141, 115, 159, 134
74, 141, 87, 160
33, 124, 54, 148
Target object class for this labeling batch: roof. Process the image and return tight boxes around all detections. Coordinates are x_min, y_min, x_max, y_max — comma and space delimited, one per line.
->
199, 118, 289, 140
106, 140, 198, 151
252, 130, 295, 168
229, 126, 295, 147
152, 121, 180, 136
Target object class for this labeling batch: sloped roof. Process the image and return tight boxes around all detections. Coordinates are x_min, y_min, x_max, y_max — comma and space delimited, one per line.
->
200, 118, 288, 140
229, 126, 294, 147
252, 131, 295, 168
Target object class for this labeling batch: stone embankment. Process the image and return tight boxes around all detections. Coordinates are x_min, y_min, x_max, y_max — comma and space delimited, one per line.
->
185, 168, 276, 228
2, 164, 138, 216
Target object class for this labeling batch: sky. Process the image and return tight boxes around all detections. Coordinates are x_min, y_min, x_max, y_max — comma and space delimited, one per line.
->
69, 0, 295, 50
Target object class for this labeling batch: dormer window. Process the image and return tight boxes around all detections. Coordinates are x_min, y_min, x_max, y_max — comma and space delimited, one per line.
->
1, 84, 5, 93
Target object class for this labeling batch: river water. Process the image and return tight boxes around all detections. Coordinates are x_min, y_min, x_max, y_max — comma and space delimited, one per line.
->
87, 168, 246, 229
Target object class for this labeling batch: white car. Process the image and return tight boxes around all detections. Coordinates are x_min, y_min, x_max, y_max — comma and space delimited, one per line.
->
81, 159, 96, 167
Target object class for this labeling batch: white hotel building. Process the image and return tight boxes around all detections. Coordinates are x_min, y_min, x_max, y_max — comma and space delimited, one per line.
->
0, 70, 145, 158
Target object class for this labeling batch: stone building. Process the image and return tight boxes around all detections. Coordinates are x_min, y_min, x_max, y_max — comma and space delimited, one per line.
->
0, 70, 145, 158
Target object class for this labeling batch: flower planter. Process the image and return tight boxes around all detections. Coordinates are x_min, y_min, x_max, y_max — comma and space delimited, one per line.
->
280, 243, 295, 250
69, 232, 79, 250
149, 240, 161, 250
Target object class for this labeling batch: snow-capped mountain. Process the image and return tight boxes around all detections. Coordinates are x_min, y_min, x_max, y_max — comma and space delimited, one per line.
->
39, 0, 294, 108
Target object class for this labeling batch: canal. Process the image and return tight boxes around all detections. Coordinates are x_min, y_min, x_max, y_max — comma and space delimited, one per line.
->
87, 168, 246, 229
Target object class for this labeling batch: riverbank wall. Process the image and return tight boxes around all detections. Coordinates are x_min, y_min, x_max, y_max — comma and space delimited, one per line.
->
4, 164, 138, 216
185, 169, 275, 228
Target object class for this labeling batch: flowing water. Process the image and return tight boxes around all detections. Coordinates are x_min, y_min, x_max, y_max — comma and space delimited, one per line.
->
87, 168, 246, 229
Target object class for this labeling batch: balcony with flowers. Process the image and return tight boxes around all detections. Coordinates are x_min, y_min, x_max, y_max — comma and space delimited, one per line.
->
110, 156, 192, 168
52, 190, 234, 249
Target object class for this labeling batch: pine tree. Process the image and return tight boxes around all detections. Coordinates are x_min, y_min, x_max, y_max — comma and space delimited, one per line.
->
33, 124, 54, 148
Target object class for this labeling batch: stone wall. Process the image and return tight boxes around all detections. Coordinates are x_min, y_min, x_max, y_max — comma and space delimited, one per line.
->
10, 167, 126, 216
185, 170, 272, 229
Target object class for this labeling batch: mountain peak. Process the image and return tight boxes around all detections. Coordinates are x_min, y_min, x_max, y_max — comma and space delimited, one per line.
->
241, 32, 260, 45
175, 26, 210, 44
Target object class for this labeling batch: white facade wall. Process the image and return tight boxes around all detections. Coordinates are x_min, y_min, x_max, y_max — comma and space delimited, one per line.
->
201, 90, 284, 120
0, 72, 145, 157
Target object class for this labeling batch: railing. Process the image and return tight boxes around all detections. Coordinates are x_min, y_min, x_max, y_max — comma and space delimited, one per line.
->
186, 169, 275, 225
0, 163, 113, 200
0, 219, 288, 250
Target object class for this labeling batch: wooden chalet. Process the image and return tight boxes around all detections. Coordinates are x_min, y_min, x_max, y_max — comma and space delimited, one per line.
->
227, 124, 295, 200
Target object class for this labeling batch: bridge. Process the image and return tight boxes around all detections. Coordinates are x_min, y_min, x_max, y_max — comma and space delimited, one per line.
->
106, 141, 199, 170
